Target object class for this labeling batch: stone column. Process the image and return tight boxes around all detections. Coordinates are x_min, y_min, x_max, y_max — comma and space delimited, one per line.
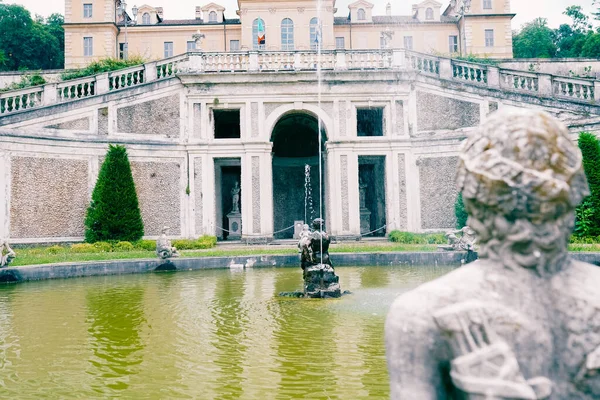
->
487, 66, 500, 88
404, 152, 422, 231
407, 89, 418, 136
335, 50, 347, 71
595, 81, 600, 103
249, 51, 259, 72
260, 150, 274, 238
204, 156, 217, 237
0, 151, 9, 239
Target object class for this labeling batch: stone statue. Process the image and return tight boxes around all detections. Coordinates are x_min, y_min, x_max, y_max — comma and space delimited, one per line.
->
231, 181, 240, 213
156, 226, 180, 260
385, 109, 600, 399
298, 218, 340, 298
192, 30, 205, 50
0, 238, 16, 267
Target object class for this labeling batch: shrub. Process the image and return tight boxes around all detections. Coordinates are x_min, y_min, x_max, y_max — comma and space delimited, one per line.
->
172, 236, 218, 250
172, 239, 198, 250
46, 245, 64, 255
0, 73, 46, 93
134, 240, 156, 251
93, 241, 113, 252
388, 231, 446, 245
455, 192, 468, 229
197, 235, 217, 249
70, 243, 97, 253
85, 144, 144, 243
576, 132, 600, 237
61, 57, 145, 81
113, 241, 134, 252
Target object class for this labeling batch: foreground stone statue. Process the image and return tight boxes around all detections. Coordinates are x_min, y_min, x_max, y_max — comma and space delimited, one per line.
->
298, 218, 341, 298
0, 238, 16, 267
156, 226, 180, 260
386, 109, 600, 399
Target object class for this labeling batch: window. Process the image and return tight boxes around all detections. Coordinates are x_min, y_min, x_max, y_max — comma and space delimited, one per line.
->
84, 37, 93, 56
357, 8, 366, 21
485, 29, 494, 47
164, 41, 174, 58
187, 41, 196, 52
83, 3, 92, 18
483, 0, 492, 10
357, 108, 384, 137
335, 37, 345, 49
380, 36, 385, 49
449, 35, 458, 53
425, 8, 434, 20
310, 17, 320, 50
281, 18, 294, 50
142, 12, 151, 24
230, 40, 240, 51
119, 43, 128, 59
214, 109, 241, 139
253, 18, 266, 50
209, 11, 218, 23
403, 36, 413, 50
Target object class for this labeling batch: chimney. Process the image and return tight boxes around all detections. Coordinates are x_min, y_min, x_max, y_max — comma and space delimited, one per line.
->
195, 6, 202, 20
386, 2, 391, 16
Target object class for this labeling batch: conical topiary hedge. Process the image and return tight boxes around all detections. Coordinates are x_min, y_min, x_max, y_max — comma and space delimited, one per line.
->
85, 144, 144, 242
577, 132, 600, 237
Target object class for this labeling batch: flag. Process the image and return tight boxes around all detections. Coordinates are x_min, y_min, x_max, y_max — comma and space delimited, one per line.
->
258, 35, 265, 45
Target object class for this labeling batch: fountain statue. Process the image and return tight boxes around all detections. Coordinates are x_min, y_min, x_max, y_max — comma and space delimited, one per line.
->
156, 226, 180, 260
438, 225, 478, 263
385, 109, 600, 399
0, 238, 16, 267
227, 181, 242, 240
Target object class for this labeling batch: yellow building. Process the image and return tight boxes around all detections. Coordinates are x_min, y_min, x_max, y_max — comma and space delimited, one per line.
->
64, 0, 514, 68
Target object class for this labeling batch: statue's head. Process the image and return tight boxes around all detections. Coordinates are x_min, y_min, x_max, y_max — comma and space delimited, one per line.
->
303, 224, 310, 231
457, 109, 588, 273
312, 218, 325, 231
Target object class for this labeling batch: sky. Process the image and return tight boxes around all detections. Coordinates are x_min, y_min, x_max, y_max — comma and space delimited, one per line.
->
8, 0, 598, 31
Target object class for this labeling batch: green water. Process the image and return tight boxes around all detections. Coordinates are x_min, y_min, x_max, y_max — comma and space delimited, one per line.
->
0, 265, 453, 399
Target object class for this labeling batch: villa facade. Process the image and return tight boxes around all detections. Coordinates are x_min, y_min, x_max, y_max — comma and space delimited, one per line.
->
64, 0, 515, 68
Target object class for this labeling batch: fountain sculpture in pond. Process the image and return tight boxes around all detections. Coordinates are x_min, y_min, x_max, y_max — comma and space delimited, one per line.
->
385, 109, 600, 399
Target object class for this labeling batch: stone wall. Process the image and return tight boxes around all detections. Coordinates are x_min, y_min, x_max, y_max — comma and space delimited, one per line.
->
10, 157, 89, 238
416, 92, 480, 132
397, 154, 407, 230
194, 158, 203, 235
45, 117, 90, 131
117, 94, 180, 137
130, 161, 181, 236
419, 156, 459, 230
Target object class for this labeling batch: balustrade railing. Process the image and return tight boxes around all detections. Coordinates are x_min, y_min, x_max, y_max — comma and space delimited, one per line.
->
0, 86, 44, 115
57, 76, 96, 102
108, 65, 144, 90
2, 49, 600, 116
552, 76, 595, 101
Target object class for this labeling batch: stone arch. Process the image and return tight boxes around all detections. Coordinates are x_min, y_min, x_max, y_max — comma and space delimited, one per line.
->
265, 103, 333, 142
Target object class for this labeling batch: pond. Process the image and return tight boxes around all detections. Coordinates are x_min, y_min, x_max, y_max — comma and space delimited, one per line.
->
0, 265, 454, 399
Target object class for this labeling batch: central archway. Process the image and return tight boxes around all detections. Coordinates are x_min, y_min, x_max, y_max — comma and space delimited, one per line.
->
271, 112, 327, 239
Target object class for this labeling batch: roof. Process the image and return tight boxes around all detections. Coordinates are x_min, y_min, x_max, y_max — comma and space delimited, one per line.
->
333, 15, 458, 25
118, 18, 241, 26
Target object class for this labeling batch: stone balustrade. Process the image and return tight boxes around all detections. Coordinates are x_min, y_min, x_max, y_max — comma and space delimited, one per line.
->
2, 49, 600, 116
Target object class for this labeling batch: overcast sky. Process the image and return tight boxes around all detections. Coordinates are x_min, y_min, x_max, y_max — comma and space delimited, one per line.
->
8, 0, 598, 31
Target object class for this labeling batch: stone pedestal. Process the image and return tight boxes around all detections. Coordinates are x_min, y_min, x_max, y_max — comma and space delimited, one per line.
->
227, 211, 242, 240
293, 220, 304, 239
304, 264, 341, 298
360, 208, 371, 235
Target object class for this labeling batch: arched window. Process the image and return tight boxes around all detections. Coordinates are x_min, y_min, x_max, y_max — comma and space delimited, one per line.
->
253, 18, 266, 50
209, 11, 217, 23
142, 12, 151, 24
281, 18, 294, 50
357, 8, 366, 20
310, 17, 320, 50
425, 8, 434, 20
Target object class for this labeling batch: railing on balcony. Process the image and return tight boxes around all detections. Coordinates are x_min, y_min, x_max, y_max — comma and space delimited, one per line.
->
1, 49, 600, 117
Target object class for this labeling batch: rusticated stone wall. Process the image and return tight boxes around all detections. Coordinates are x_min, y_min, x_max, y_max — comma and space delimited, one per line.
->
397, 153, 407, 230
117, 94, 180, 137
416, 92, 480, 132
194, 158, 203, 235
10, 156, 89, 238
130, 161, 181, 236
419, 156, 459, 230
46, 117, 90, 131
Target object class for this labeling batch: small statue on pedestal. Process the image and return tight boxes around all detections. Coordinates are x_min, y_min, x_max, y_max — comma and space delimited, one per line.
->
385, 109, 600, 399
156, 226, 180, 260
0, 238, 16, 267
227, 181, 242, 240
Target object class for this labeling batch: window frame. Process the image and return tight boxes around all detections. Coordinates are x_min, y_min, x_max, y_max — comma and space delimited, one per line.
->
310, 17, 320, 50
449, 35, 458, 53
483, 0, 493, 10
83, 37, 93, 57
252, 18, 266, 50
230, 40, 240, 51
164, 41, 174, 58
187, 41, 196, 52
357, 8, 366, 21
484, 29, 494, 47
142, 12, 151, 24
208, 11, 218, 23
403, 36, 413, 51
83, 3, 93, 18
335, 37, 345, 50
281, 18, 294, 51
425, 8, 434, 20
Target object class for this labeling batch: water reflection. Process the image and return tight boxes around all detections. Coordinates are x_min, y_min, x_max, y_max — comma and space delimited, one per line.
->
0, 265, 454, 398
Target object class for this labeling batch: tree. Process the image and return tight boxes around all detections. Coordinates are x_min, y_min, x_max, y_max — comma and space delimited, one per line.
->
576, 133, 600, 237
454, 192, 468, 229
512, 18, 557, 58
85, 145, 145, 243
581, 32, 600, 58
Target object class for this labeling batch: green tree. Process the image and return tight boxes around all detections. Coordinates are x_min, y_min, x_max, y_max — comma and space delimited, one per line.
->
513, 18, 557, 58
85, 145, 144, 243
454, 192, 468, 229
576, 133, 600, 237
581, 32, 600, 58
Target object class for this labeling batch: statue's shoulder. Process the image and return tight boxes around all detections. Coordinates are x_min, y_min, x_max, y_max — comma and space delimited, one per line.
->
554, 259, 600, 304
